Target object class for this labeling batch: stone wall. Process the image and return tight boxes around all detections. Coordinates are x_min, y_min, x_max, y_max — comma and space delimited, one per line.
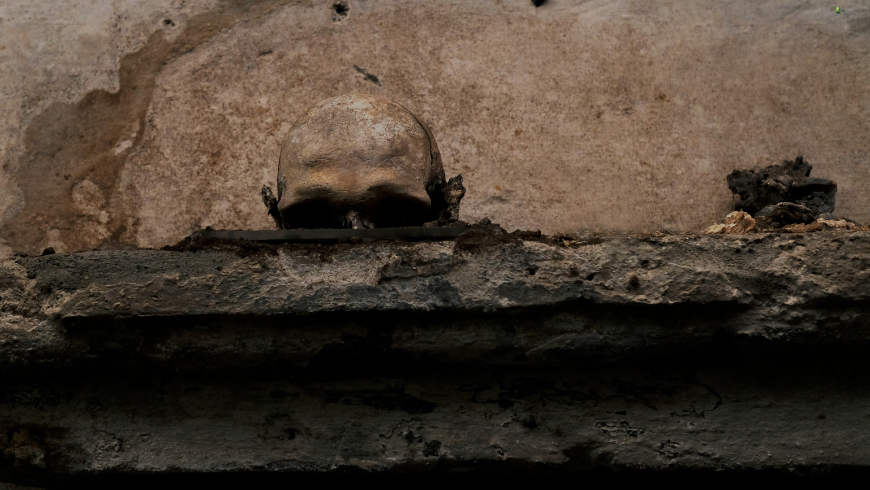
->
1, 0, 869, 255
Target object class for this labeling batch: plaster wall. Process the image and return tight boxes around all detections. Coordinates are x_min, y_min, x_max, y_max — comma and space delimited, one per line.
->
1, 0, 868, 255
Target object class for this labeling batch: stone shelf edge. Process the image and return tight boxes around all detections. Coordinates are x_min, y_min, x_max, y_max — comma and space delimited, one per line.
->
1, 230, 869, 369
0, 231, 869, 481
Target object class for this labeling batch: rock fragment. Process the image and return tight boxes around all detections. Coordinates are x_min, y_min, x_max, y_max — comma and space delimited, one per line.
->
707, 155, 864, 233
817, 216, 865, 230
426, 174, 466, 226
704, 211, 756, 234
754, 202, 817, 231
261, 185, 282, 229
782, 217, 869, 233
726, 156, 836, 215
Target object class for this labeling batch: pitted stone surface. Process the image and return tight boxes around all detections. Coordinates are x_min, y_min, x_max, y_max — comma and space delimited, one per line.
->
1, 366, 869, 480
2, 232, 870, 481
1, 230, 870, 370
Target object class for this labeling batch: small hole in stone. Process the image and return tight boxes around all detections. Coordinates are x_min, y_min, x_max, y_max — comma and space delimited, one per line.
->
532, 0, 547, 6
332, 2, 349, 22
629, 274, 640, 287
527, 266, 539, 275
520, 414, 537, 429
818, 414, 826, 420
163, 19, 175, 27
585, 273, 596, 281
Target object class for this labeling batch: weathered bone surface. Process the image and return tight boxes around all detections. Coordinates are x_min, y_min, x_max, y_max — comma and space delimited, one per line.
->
269, 94, 459, 230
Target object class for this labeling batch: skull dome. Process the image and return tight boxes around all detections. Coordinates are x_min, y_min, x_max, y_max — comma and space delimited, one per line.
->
276, 94, 446, 229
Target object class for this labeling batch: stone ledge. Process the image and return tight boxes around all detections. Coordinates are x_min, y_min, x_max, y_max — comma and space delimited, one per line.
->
2, 364, 870, 481
1, 231, 870, 481
1, 231, 869, 370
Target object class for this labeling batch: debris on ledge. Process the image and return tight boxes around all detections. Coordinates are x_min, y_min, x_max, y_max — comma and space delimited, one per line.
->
703, 210, 756, 234
726, 155, 836, 215
707, 156, 867, 234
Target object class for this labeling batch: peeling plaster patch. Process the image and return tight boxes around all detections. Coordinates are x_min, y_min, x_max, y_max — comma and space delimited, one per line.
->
71, 178, 107, 219
0, 1, 221, 251
0, 1, 294, 254
112, 120, 140, 156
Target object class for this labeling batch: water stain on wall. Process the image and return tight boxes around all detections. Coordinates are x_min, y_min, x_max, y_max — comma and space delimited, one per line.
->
1, 1, 291, 254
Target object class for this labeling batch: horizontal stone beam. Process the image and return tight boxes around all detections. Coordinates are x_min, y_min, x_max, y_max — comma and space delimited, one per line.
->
1, 364, 868, 481
1, 229, 870, 482
1, 229, 869, 370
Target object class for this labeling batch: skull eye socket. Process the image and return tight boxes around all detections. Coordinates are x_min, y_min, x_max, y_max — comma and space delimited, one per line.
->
280, 199, 341, 229
369, 197, 432, 228
279, 196, 431, 229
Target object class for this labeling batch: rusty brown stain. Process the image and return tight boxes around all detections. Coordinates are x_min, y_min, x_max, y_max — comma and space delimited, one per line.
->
2, 1, 293, 254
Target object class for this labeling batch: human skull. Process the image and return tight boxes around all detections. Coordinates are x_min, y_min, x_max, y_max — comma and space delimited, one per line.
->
275, 94, 446, 229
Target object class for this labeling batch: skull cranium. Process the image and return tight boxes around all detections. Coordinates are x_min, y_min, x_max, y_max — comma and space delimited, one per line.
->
272, 94, 450, 229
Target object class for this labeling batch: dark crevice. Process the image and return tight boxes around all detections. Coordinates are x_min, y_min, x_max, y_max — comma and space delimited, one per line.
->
5, 468, 868, 488
353, 64, 382, 87
332, 1, 349, 22
7, 298, 866, 377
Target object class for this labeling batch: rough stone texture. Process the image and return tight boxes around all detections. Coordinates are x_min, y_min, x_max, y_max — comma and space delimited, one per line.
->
1, 228, 870, 369
755, 202, 818, 231
1, 231, 870, 482
793, 217, 868, 233
727, 156, 838, 216
2, 0, 870, 256
2, 364, 870, 483
432, 174, 466, 225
